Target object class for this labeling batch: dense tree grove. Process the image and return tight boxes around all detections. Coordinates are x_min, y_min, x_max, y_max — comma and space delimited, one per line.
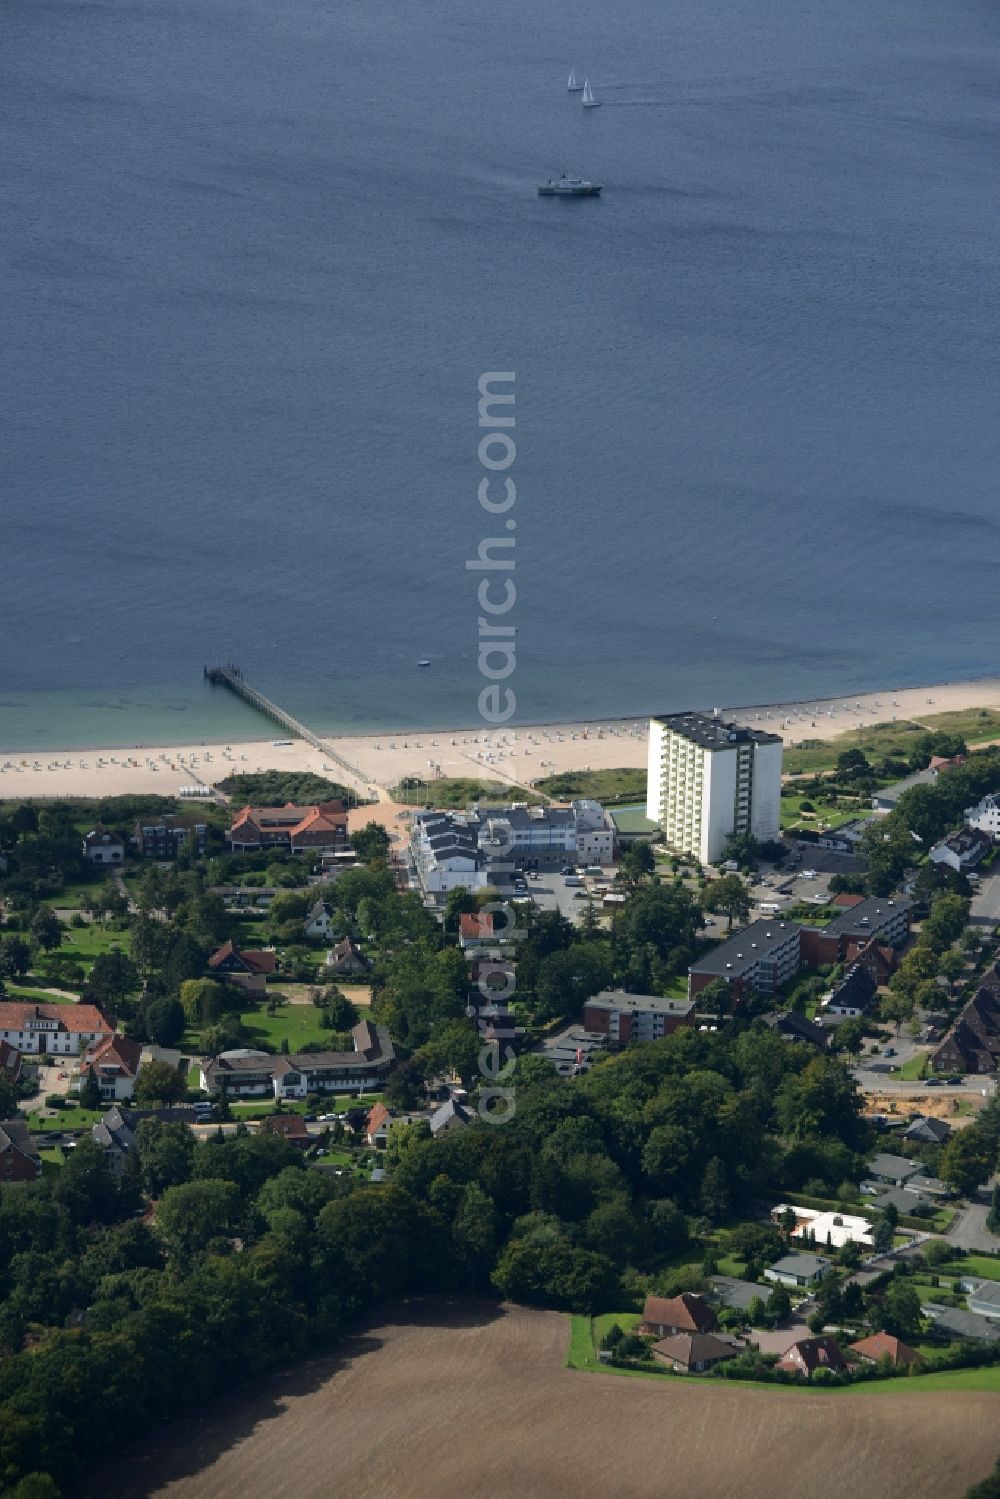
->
0, 1020, 880, 1495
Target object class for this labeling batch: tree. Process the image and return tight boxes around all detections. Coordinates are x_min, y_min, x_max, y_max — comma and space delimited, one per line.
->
179, 977, 228, 1026
79, 1066, 102, 1112
880, 1279, 922, 1341
872, 1216, 894, 1254
534, 943, 611, 1024
412, 1020, 481, 1089
0, 935, 32, 978
828, 1016, 866, 1057
938, 949, 966, 994
443, 886, 478, 933
144, 996, 186, 1047
703, 874, 752, 931
52, 1137, 118, 1223
9, 1477, 63, 1499
136, 1118, 196, 1196
767, 1284, 791, 1323
352, 822, 391, 864
698, 978, 732, 1021
966, 1457, 1000, 1499
0, 1071, 18, 1120
940, 1128, 994, 1196
87, 948, 140, 1016
617, 843, 655, 887
133, 1059, 187, 1107
700, 1156, 730, 1223
156, 1178, 243, 1260
29, 907, 62, 952
986, 1182, 1000, 1236
746, 1294, 768, 1326
837, 748, 871, 777
452, 1181, 497, 1289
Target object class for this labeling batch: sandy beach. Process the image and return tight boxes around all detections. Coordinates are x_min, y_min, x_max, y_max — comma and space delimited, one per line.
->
3, 675, 1000, 804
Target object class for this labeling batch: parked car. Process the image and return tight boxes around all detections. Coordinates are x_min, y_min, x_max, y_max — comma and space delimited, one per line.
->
947, 1075, 963, 1085
884, 1047, 896, 1057
924, 1077, 943, 1087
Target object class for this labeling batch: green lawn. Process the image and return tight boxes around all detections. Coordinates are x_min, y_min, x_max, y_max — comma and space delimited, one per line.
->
535, 768, 647, 804
896, 1054, 930, 1081
238, 1004, 338, 1052
48, 924, 130, 973
29, 1106, 104, 1134
228, 1092, 385, 1119
779, 796, 867, 833
940, 1256, 1000, 1281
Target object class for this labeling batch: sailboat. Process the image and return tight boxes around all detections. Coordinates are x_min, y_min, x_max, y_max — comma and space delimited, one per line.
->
567, 69, 583, 92
581, 77, 601, 108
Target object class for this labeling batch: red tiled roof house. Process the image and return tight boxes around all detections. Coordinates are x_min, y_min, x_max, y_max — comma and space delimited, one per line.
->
640, 1293, 717, 1339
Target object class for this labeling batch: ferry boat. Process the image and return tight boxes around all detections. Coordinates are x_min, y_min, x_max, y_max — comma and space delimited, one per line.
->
537, 174, 602, 197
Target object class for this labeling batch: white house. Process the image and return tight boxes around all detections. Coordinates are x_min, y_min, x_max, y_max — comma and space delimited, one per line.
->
410, 812, 489, 895
965, 793, 1000, 840
0, 1002, 111, 1059
928, 826, 992, 872
82, 827, 126, 864
77, 1033, 144, 1103
771, 1203, 874, 1249
303, 900, 335, 938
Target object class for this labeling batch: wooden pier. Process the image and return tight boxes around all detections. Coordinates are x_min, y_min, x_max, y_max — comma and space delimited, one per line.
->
204, 665, 376, 793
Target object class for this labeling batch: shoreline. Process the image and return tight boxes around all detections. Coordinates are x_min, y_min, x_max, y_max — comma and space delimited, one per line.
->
3, 672, 1000, 802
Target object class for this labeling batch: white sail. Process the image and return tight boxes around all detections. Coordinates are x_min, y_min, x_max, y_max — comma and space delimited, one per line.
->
567, 69, 582, 91
582, 77, 601, 107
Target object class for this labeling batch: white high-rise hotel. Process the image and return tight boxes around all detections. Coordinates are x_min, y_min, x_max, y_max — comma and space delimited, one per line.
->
646, 711, 783, 864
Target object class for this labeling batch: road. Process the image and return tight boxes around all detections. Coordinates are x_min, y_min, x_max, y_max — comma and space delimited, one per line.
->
852, 1069, 995, 1098
944, 1183, 1000, 1253
970, 870, 1000, 929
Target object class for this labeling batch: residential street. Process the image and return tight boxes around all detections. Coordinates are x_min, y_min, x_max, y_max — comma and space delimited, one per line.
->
969, 869, 1000, 928
944, 1184, 1000, 1253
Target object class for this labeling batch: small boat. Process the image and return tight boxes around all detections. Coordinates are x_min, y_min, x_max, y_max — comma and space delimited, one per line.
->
567, 69, 583, 92
537, 174, 602, 197
581, 77, 601, 108
417, 658, 431, 667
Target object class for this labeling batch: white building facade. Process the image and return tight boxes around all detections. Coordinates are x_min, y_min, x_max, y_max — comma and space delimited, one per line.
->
646, 712, 783, 864
965, 794, 1000, 840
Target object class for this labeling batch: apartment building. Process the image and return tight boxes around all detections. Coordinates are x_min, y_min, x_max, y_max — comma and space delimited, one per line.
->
410, 798, 617, 896
688, 920, 801, 1003
645, 712, 782, 864
798, 895, 912, 968
582, 990, 695, 1044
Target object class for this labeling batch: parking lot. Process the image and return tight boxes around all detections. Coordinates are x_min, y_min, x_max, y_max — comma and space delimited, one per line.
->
522, 870, 609, 923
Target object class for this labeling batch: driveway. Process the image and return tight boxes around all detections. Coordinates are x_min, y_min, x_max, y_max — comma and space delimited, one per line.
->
749, 1317, 813, 1355
19, 1062, 75, 1113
